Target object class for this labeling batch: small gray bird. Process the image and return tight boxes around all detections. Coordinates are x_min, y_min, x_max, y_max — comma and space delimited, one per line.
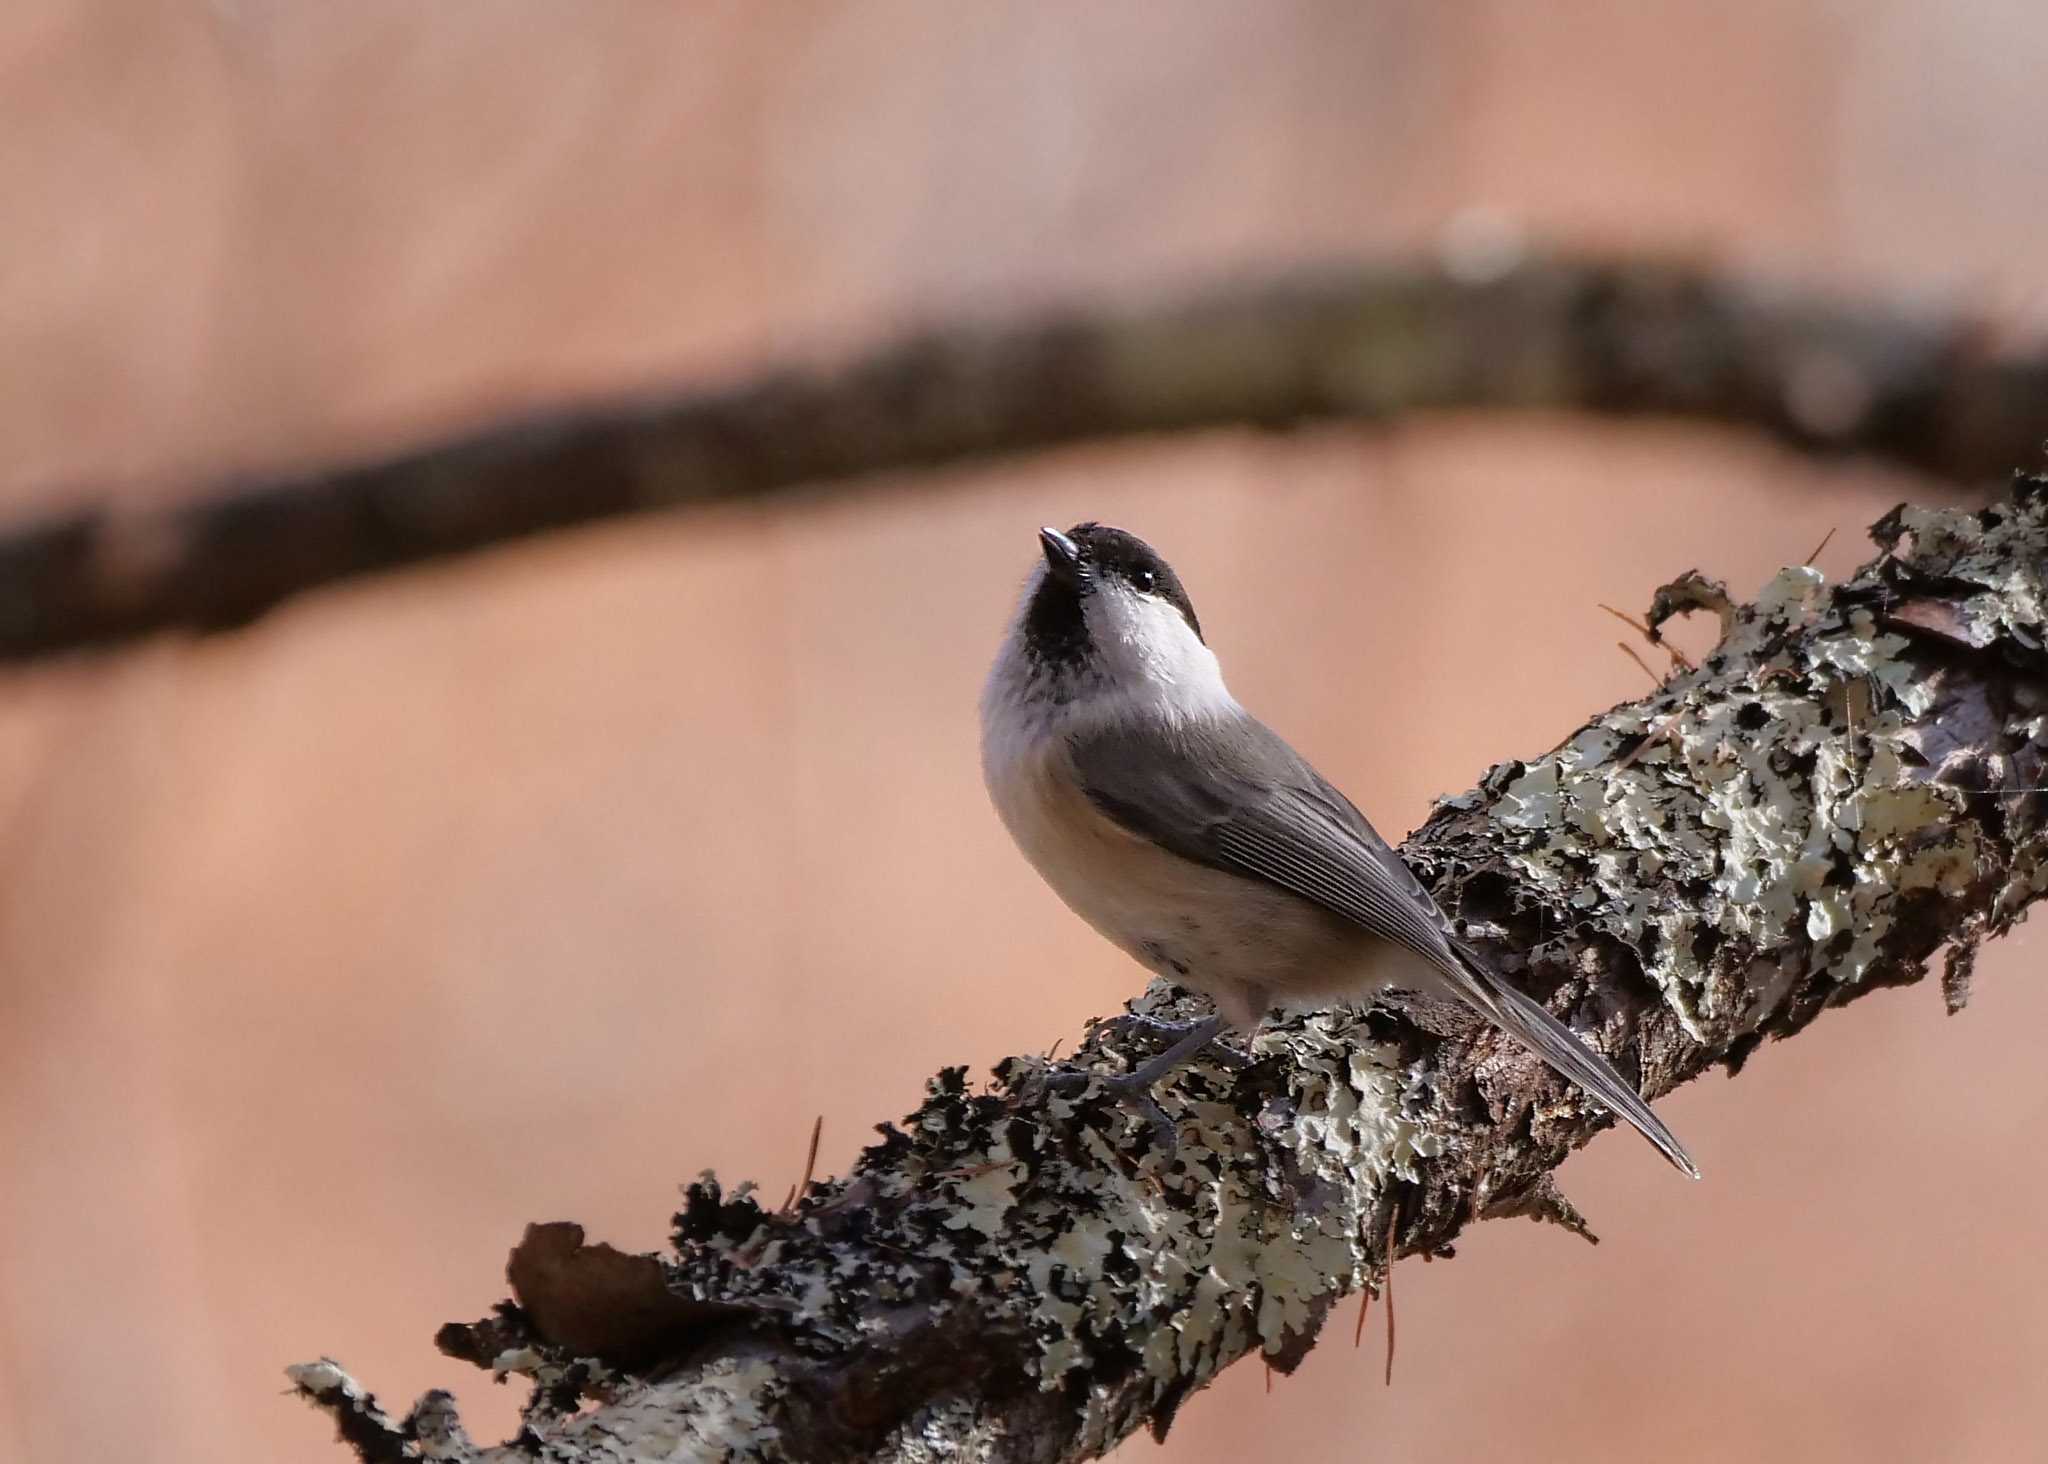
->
981, 522, 1697, 1177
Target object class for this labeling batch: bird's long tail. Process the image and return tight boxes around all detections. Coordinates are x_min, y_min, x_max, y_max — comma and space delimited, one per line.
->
1453, 953, 1700, 1179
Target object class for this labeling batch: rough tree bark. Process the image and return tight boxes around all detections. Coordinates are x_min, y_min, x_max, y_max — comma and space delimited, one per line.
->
5, 249, 2048, 662
292, 481, 2048, 1462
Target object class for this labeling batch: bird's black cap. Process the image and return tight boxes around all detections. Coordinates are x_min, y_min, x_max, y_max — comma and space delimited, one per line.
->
1022, 522, 1203, 669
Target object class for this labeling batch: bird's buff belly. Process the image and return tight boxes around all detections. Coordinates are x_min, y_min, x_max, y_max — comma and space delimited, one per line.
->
989, 747, 1423, 1027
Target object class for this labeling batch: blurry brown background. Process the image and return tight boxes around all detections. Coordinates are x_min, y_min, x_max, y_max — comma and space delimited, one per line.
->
4, 4, 2046, 1462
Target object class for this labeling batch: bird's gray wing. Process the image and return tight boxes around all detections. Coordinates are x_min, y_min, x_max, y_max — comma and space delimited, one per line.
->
1070, 714, 1700, 1178
1068, 714, 1463, 967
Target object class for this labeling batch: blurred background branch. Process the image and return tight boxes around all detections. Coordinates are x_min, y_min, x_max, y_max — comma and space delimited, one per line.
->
9, 250, 2045, 664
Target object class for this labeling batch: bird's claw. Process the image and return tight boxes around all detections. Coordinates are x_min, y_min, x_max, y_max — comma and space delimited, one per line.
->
1084, 1010, 1247, 1069
1045, 1064, 1180, 1157
1039, 1010, 1242, 1160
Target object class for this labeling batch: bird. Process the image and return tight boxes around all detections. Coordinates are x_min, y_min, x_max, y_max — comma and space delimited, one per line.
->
979, 521, 1698, 1177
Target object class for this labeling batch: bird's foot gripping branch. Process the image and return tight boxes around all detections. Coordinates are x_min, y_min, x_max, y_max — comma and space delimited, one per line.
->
294, 482, 2048, 1464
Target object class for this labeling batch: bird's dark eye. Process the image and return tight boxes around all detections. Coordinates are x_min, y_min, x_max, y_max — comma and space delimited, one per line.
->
1131, 568, 1156, 592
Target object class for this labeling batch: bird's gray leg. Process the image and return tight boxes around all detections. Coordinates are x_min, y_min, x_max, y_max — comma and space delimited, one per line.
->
1098, 1013, 1232, 1087
1084, 1010, 1250, 1069
1047, 1013, 1234, 1155
1089, 1010, 1207, 1041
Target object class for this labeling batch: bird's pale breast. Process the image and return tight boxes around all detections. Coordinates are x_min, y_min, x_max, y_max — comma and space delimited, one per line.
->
984, 734, 1425, 1028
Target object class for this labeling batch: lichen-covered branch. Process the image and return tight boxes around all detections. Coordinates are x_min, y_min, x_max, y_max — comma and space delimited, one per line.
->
293, 484, 2048, 1462
10, 250, 2048, 661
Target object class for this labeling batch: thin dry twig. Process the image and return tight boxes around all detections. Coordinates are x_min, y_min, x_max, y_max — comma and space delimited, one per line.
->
1613, 712, 1685, 772
1601, 602, 1696, 671
1599, 602, 1656, 638
776, 1116, 824, 1218
1384, 1203, 1399, 1389
1617, 640, 1663, 687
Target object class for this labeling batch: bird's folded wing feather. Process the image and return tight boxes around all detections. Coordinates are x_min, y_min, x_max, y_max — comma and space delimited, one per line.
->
1068, 714, 1464, 974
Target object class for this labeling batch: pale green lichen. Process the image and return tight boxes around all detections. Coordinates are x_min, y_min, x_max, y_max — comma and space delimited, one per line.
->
1255, 1016, 1443, 1191
1487, 498, 2045, 1040
988, 1008, 1431, 1387
450, 1359, 787, 1464
1888, 505, 2048, 636
656, 1357, 785, 1461
668, 988, 1438, 1408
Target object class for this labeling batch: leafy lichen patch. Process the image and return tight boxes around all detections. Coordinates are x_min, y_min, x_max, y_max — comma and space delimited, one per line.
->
604, 993, 1440, 1441
1480, 492, 2047, 1040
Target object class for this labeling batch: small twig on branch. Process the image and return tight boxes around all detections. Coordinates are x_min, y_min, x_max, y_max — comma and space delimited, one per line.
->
5, 250, 2048, 664
1602, 601, 1695, 671
1383, 1202, 1399, 1389
1616, 639, 1665, 685
776, 1118, 823, 1218
294, 483, 2048, 1464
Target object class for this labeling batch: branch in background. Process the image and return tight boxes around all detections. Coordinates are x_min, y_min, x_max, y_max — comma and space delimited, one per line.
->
7, 250, 2048, 663
291, 484, 2048, 1462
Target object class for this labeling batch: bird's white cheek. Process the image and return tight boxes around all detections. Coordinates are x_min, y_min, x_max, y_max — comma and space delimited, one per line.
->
1086, 591, 1232, 714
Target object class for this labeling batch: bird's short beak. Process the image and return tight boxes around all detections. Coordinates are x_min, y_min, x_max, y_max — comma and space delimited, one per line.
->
1038, 526, 1082, 582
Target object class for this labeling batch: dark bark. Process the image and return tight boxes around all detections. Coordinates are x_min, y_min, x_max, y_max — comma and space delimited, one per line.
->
9, 251, 2048, 662
293, 480, 2048, 1463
